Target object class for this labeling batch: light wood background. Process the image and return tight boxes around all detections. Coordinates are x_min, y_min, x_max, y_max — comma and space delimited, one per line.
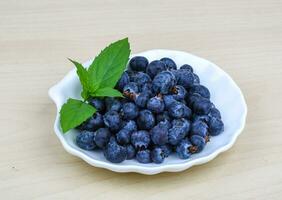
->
1, 0, 282, 199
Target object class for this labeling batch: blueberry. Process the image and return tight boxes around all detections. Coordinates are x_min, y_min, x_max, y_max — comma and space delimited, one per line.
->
147, 96, 165, 114
133, 72, 152, 87
78, 112, 104, 131
156, 111, 171, 123
172, 85, 187, 101
192, 98, 212, 115
158, 118, 172, 130
192, 73, 200, 84
159, 144, 172, 157
180, 64, 193, 72
121, 102, 139, 120
192, 114, 210, 123
174, 69, 195, 89
152, 71, 176, 94
150, 124, 168, 145
208, 107, 222, 119
151, 147, 165, 164
189, 85, 210, 99
208, 117, 224, 136
190, 120, 209, 140
126, 144, 136, 160
94, 128, 111, 149
168, 126, 187, 145
131, 130, 151, 149
160, 57, 177, 70
172, 118, 191, 134
136, 149, 151, 163
134, 92, 150, 108
163, 95, 177, 108
76, 131, 96, 150
116, 128, 131, 145
139, 83, 152, 96
122, 120, 137, 132
185, 93, 204, 108
105, 97, 121, 112
137, 109, 155, 130
167, 101, 191, 119
190, 135, 206, 152
123, 82, 139, 97
88, 98, 105, 113
129, 56, 149, 72
103, 110, 121, 132
125, 69, 136, 82
104, 137, 127, 163
176, 139, 193, 159
116, 71, 130, 91
146, 60, 166, 78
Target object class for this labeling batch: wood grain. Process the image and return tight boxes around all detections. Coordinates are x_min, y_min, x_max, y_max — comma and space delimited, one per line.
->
0, 0, 282, 199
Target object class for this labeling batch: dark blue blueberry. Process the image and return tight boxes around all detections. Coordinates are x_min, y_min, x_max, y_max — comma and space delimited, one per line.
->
208, 107, 222, 119
88, 98, 105, 113
104, 137, 127, 163
78, 112, 104, 131
158, 118, 172, 130
133, 72, 152, 87
139, 83, 153, 96
76, 131, 96, 150
192, 114, 210, 123
156, 111, 171, 123
172, 85, 187, 101
159, 144, 172, 157
172, 118, 191, 134
163, 95, 177, 109
150, 124, 168, 145
134, 92, 150, 108
122, 120, 137, 132
208, 117, 224, 136
192, 73, 200, 84
174, 69, 195, 89
136, 149, 151, 163
180, 64, 193, 73
146, 60, 166, 78
192, 98, 212, 115
116, 71, 130, 91
125, 70, 136, 82
151, 147, 165, 164
126, 144, 136, 160
185, 93, 203, 108
189, 85, 210, 99
94, 128, 111, 149
129, 56, 149, 72
168, 126, 187, 145
152, 71, 176, 94
190, 120, 209, 139
167, 101, 192, 119
160, 57, 177, 70
103, 110, 121, 132
121, 102, 139, 120
176, 138, 193, 159
105, 97, 121, 112
147, 96, 165, 114
131, 130, 151, 149
190, 135, 206, 152
116, 128, 131, 145
123, 82, 139, 96
137, 109, 155, 130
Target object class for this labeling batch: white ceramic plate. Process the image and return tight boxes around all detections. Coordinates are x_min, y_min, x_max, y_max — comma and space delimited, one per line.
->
48, 49, 247, 175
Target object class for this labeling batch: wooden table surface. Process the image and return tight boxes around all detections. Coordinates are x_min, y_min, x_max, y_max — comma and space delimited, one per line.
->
1, 0, 282, 199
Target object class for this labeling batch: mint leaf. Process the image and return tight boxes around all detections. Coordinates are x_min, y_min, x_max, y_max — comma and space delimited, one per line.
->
93, 87, 124, 97
68, 59, 90, 100
88, 38, 130, 89
60, 98, 96, 133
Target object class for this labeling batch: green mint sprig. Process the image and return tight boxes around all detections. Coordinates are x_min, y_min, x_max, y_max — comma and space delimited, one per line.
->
60, 38, 130, 133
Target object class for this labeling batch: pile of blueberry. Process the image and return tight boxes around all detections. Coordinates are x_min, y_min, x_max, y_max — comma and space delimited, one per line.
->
75, 56, 224, 164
